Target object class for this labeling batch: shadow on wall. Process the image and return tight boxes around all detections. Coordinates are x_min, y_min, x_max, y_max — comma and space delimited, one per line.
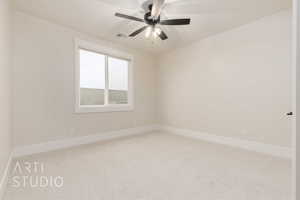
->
80, 88, 128, 105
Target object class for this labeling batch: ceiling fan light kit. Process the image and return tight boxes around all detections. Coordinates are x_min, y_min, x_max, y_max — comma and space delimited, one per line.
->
145, 26, 152, 38
115, 0, 191, 41
154, 27, 162, 36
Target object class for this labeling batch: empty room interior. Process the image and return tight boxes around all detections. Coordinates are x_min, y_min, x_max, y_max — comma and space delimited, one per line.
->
0, 0, 296, 199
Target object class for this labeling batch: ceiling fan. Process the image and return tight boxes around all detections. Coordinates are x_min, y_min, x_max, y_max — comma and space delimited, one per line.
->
115, 0, 191, 40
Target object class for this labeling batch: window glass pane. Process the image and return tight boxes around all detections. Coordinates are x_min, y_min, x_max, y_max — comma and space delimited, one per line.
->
108, 57, 129, 104
80, 49, 105, 105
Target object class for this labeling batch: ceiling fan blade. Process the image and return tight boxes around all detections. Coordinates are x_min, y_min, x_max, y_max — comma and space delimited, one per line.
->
160, 18, 190, 25
115, 13, 144, 22
129, 26, 148, 37
151, 0, 165, 19
158, 30, 168, 40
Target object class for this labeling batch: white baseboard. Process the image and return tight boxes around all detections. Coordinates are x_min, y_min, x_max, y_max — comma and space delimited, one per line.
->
0, 154, 12, 200
13, 125, 160, 158
160, 126, 292, 159
12, 124, 291, 160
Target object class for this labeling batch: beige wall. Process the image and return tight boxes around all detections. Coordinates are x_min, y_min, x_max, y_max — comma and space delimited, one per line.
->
295, 0, 300, 197
13, 9, 292, 149
13, 12, 158, 147
0, 0, 12, 195
158, 10, 292, 147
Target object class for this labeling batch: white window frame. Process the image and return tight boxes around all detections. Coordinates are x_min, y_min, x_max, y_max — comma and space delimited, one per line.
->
74, 39, 134, 113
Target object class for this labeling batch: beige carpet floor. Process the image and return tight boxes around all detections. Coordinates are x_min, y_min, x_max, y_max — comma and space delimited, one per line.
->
4, 132, 291, 200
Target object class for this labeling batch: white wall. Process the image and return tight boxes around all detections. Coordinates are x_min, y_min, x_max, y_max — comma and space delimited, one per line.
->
13, 9, 292, 149
294, 0, 300, 197
13, 12, 158, 147
158, 10, 292, 147
0, 0, 12, 197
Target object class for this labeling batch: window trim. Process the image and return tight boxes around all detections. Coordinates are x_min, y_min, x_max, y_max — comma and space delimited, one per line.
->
74, 38, 134, 113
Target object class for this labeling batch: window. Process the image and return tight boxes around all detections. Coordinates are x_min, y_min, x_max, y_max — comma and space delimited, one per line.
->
75, 39, 133, 113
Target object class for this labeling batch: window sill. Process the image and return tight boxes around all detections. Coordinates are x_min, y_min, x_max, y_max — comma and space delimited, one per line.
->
75, 105, 134, 113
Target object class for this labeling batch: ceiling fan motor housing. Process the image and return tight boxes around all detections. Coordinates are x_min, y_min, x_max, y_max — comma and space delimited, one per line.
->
144, 12, 160, 25
144, 4, 160, 26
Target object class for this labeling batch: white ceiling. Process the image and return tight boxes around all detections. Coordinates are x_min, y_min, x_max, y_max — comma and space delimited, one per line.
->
14, 0, 292, 55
